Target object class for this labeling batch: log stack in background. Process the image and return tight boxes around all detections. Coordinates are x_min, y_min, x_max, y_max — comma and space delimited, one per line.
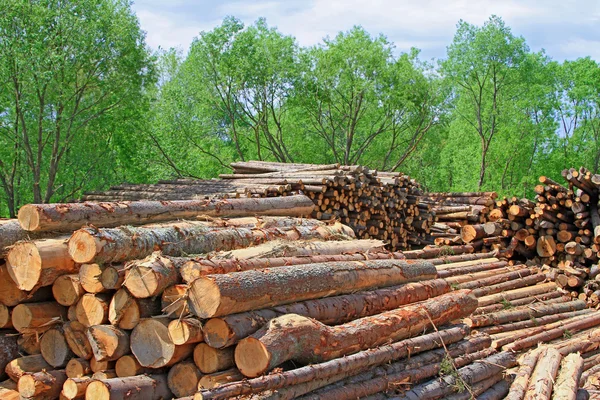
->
0, 162, 600, 399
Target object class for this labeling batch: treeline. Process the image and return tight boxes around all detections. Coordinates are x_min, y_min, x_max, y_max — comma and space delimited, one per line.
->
0, 1, 599, 217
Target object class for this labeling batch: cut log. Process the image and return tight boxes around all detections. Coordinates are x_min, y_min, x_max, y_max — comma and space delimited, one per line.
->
124, 252, 182, 298
168, 318, 204, 345
553, 352, 584, 400
89, 357, 115, 373
68, 221, 352, 264
461, 224, 486, 243
0, 264, 52, 307
40, 327, 73, 367
537, 235, 557, 257
52, 275, 84, 306
99, 264, 126, 290
477, 309, 594, 336
19, 195, 315, 232
195, 326, 468, 399
194, 343, 234, 374
130, 318, 194, 368
86, 325, 130, 362
396, 352, 517, 400
17, 334, 41, 356
162, 284, 189, 318
234, 290, 477, 377
75, 293, 110, 327
168, 360, 203, 398
18, 369, 67, 400
525, 347, 562, 400
6, 237, 76, 291
5, 354, 50, 383
62, 377, 91, 400
114, 355, 155, 377
91, 369, 117, 380
203, 279, 450, 348
12, 301, 66, 333
188, 259, 437, 318
471, 273, 548, 297
505, 349, 542, 400
65, 358, 91, 378
465, 300, 587, 328
198, 368, 244, 389
63, 321, 93, 360
78, 263, 107, 293
83, 374, 173, 400
0, 379, 18, 400
477, 282, 558, 307
455, 267, 537, 290
108, 288, 161, 330
505, 312, 600, 352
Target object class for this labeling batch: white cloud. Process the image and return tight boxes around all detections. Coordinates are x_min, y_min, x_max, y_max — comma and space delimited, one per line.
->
131, 0, 600, 60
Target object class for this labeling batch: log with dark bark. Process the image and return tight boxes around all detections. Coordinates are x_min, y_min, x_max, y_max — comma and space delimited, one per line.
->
234, 290, 477, 377
188, 259, 437, 318
18, 195, 316, 232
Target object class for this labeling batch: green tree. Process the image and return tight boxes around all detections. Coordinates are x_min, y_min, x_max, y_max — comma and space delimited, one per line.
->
0, 0, 155, 216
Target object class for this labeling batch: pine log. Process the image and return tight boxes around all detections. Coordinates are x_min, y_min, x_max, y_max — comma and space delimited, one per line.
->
63, 321, 93, 360
62, 377, 91, 400
194, 343, 234, 374
99, 264, 126, 290
0, 219, 54, 255
234, 290, 477, 377
198, 368, 244, 389
12, 301, 66, 333
168, 360, 203, 398
461, 224, 487, 243
443, 374, 506, 400
0, 379, 18, 400
538, 235, 557, 257
525, 347, 562, 400
89, 357, 115, 373
195, 326, 468, 400
108, 288, 161, 329
505, 312, 600, 352
68, 221, 352, 264
203, 279, 450, 348
52, 275, 84, 306
18, 369, 67, 400
477, 379, 513, 400
6, 237, 76, 291
91, 369, 118, 380
75, 293, 110, 327
20, 196, 315, 232
86, 325, 129, 362
477, 282, 558, 307
455, 267, 537, 290
188, 259, 437, 318
162, 284, 189, 318
471, 273, 548, 298
476, 309, 594, 336
114, 355, 146, 377
0, 264, 52, 307
5, 354, 50, 382
506, 349, 543, 400
474, 292, 568, 316
553, 352, 585, 400
84, 374, 173, 400
130, 318, 194, 368
40, 327, 73, 367
124, 252, 182, 298
396, 352, 517, 400
78, 263, 107, 293
17, 334, 41, 356
168, 318, 204, 345
65, 358, 91, 378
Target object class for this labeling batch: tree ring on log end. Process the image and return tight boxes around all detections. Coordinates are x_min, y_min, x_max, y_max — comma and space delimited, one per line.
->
203, 318, 232, 349
234, 337, 271, 378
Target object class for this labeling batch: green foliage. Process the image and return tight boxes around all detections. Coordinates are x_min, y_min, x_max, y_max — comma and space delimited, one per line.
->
1, 9, 599, 217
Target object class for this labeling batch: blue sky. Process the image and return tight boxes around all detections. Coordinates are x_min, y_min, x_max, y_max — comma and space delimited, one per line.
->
131, 0, 600, 61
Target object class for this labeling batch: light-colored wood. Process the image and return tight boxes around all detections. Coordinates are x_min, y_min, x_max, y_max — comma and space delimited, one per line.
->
65, 358, 91, 378
168, 318, 204, 345
17, 333, 41, 355
6, 237, 75, 291
84, 374, 172, 400
525, 347, 562, 400
63, 321, 93, 360
78, 263, 107, 293
162, 284, 189, 318
12, 301, 66, 333
197, 368, 244, 389
194, 343, 235, 374
75, 293, 110, 327
130, 317, 195, 368
62, 377, 92, 400
552, 352, 584, 400
52, 275, 84, 306
108, 288, 161, 330
0, 379, 18, 400
17, 369, 67, 399
167, 360, 203, 398
114, 355, 153, 377
86, 324, 130, 362
5, 354, 51, 382
89, 357, 115, 373
99, 264, 126, 290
